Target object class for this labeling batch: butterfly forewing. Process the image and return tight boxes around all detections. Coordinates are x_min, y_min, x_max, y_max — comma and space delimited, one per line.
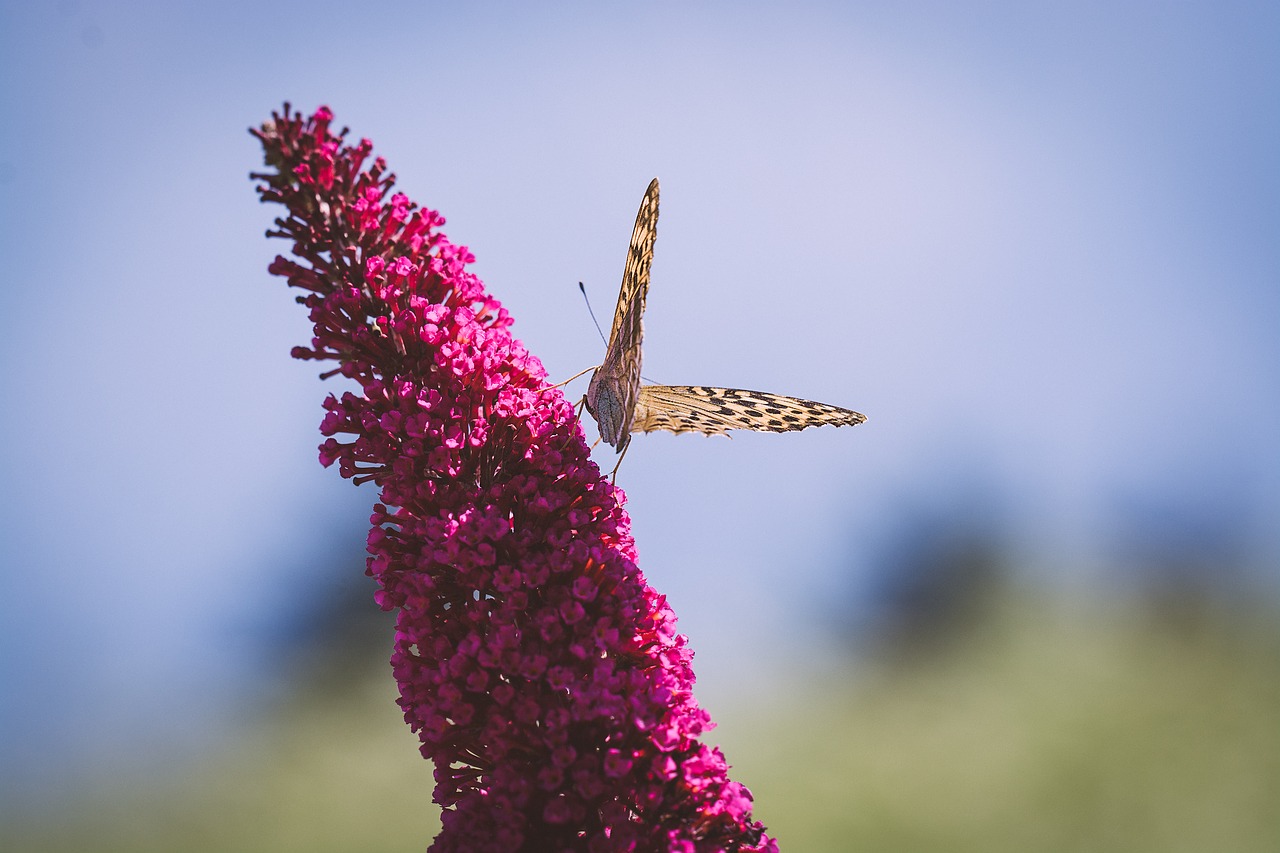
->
633, 386, 867, 437
607, 177, 660, 352
584, 177, 660, 450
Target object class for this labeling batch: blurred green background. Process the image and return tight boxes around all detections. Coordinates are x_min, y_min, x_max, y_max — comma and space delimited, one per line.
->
2, 1, 1278, 850
5, 579, 1278, 851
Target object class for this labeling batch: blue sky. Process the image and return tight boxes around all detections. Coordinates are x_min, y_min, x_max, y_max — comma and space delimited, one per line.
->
1, 0, 1277, 810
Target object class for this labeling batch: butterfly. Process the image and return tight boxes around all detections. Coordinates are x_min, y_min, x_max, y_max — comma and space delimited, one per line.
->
582, 178, 866, 464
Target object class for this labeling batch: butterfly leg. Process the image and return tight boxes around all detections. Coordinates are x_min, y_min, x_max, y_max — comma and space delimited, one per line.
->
578, 398, 605, 450
608, 443, 631, 483
543, 365, 600, 392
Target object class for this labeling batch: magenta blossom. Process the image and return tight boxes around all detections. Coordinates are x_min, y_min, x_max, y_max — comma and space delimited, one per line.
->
250, 105, 777, 852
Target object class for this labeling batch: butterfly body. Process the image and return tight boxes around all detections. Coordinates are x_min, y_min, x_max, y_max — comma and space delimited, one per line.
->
583, 178, 865, 460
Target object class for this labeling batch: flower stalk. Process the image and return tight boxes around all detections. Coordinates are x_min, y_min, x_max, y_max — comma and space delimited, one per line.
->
251, 104, 776, 852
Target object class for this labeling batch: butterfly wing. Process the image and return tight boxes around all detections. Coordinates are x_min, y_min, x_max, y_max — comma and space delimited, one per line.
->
632, 385, 867, 437
607, 177, 660, 353
585, 178, 660, 450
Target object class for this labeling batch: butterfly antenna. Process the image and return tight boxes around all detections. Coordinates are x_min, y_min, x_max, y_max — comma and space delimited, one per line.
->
578, 281, 661, 385
577, 282, 661, 383
609, 442, 631, 483
579, 281, 609, 347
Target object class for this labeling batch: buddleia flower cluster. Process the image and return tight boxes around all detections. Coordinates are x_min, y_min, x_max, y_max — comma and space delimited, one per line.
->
250, 104, 776, 852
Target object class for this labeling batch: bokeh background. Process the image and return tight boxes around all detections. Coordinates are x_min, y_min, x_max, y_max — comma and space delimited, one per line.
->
2, 2, 1278, 850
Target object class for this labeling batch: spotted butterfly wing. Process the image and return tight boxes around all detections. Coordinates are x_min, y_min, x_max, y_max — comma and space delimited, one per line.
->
584, 177, 659, 453
633, 386, 866, 436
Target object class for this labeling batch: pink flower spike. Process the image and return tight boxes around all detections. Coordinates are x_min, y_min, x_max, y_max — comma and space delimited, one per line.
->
251, 103, 775, 852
